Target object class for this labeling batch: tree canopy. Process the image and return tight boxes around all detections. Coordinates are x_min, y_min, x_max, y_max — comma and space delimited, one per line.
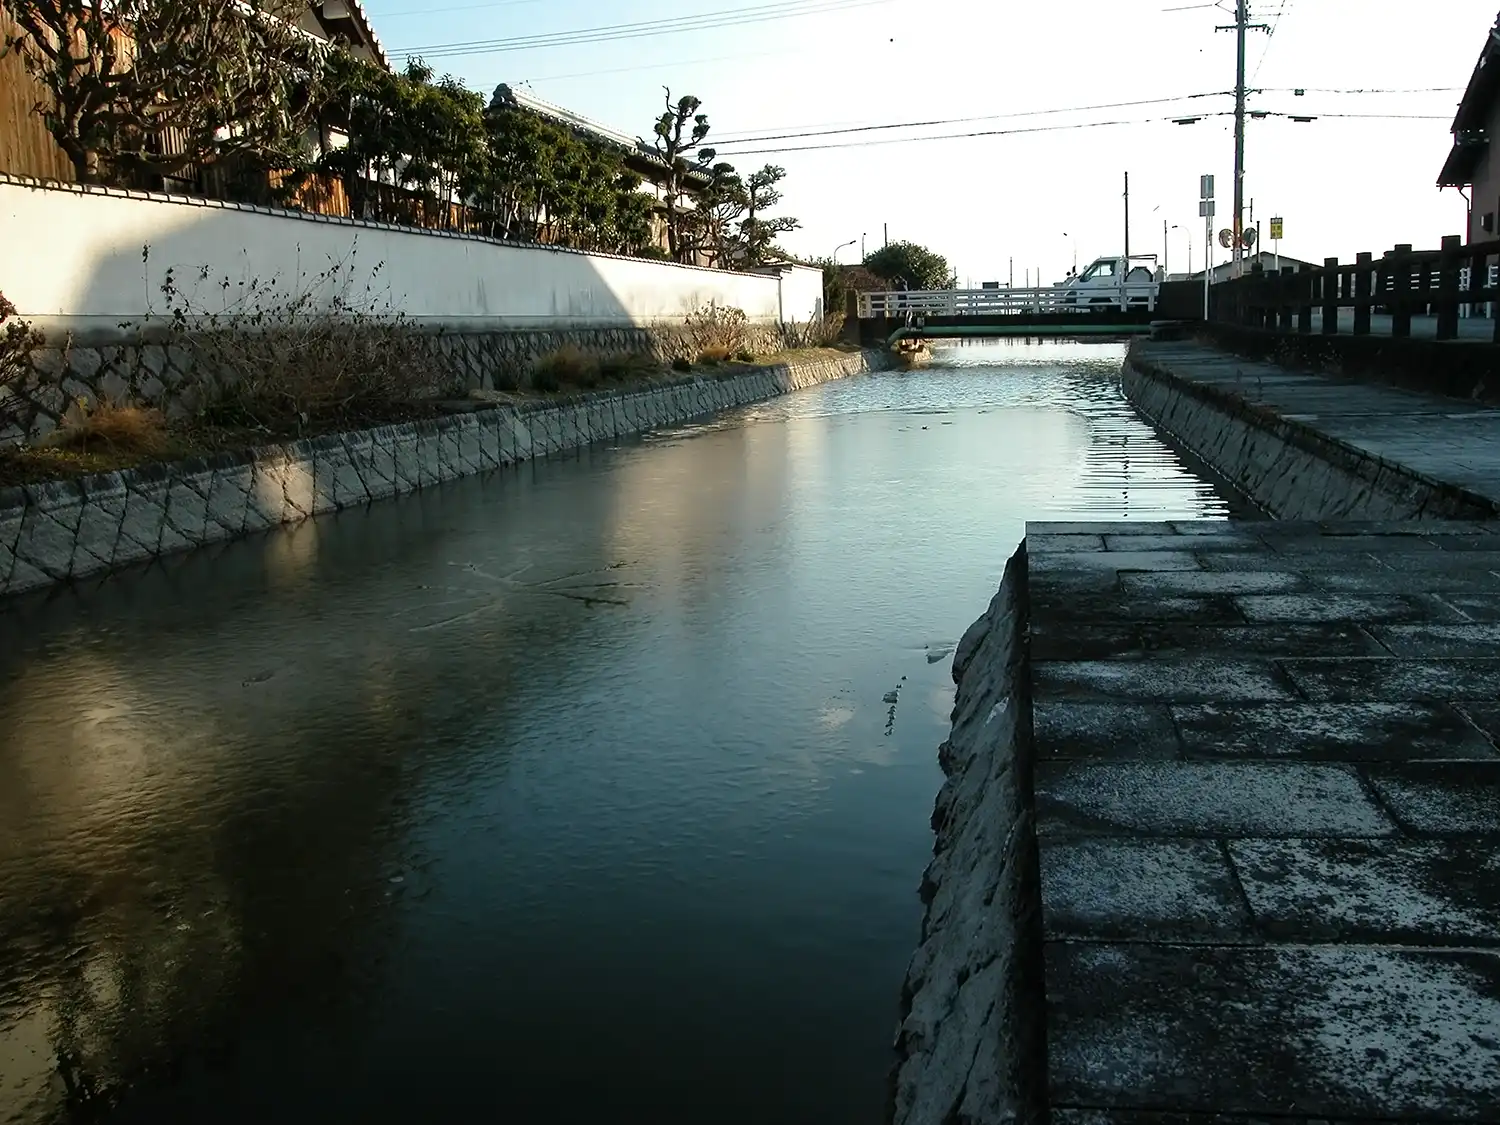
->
2, 0, 325, 184
863, 241, 955, 290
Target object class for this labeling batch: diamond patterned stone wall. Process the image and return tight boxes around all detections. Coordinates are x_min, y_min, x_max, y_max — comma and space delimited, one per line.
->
0, 349, 888, 597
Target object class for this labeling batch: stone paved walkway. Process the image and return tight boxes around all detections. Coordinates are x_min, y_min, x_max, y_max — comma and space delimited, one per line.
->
1133, 340, 1500, 505
1026, 518, 1500, 1123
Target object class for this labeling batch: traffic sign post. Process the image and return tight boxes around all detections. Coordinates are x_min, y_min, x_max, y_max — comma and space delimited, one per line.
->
1199, 177, 1216, 321
1270, 216, 1283, 273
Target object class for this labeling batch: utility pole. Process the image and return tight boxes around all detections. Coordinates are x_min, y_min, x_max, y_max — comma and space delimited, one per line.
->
1123, 172, 1130, 263
883, 223, 888, 248
1218, 2, 1267, 278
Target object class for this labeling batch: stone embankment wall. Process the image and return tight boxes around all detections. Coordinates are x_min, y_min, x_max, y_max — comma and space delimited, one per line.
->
0, 350, 885, 598
5, 324, 788, 445
1122, 346, 1500, 520
891, 545, 1046, 1125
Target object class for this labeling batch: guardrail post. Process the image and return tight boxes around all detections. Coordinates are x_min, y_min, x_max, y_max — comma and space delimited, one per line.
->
1278, 266, 1294, 331
1321, 257, 1339, 334
1353, 252, 1372, 335
1390, 244, 1412, 337
1437, 234, 1462, 340
1296, 265, 1312, 333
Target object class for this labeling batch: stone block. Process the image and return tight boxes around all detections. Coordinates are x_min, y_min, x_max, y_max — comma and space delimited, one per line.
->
1105, 532, 1261, 552
308, 448, 340, 514
1031, 551, 1204, 577
362, 435, 399, 499
204, 465, 252, 536
1229, 838, 1500, 943
1119, 570, 1312, 596
1174, 701, 1496, 761
1234, 593, 1457, 624
455, 422, 484, 474
6, 555, 50, 593
437, 428, 464, 478
12, 505, 78, 580
330, 449, 370, 508
1314, 567, 1500, 595
1046, 943, 1500, 1120
71, 491, 127, 573
1364, 762, 1500, 835
1027, 533, 1106, 553
476, 418, 501, 468
1278, 658, 1500, 703
1031, 701, 1180, 759
1041, 838, 1252, 941
1033, 657, 1295, 703
1136, 622, 1386, 657
1028, 520, 1179, 536
1035, 760, 1394, 838
1369, 623, 1500, 657
1198, 550, 1391, 573
1030, 622, 1141, 661
1031, 593, 1248, 625
117, 485, 168, 555
162, 476, 211, 541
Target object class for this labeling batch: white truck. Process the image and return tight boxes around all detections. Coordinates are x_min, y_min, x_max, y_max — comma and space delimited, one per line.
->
1055, 254, 1162, 309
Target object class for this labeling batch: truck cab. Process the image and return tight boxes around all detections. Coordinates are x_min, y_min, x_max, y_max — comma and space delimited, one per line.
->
1057, 255, 1161, 308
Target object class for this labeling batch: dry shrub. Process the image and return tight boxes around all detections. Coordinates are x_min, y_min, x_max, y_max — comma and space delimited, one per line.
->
684, 303, 749, 357
153, 248, 448, 434
671, 357, 692, 373
51, 400, 167, 455
735, 349, 755, 363
697, 345, 731, 365
532, 345, 599, 392
598, 352, 658, 382
778, 313, 846, 350
1, 292, 43, 438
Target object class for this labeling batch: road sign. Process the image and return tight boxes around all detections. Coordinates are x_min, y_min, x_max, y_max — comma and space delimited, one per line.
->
1219, 228, 1235, 249
1200, 174, 1215, 200
1199, 199, 1216, 218
1269, 217, 1284, 240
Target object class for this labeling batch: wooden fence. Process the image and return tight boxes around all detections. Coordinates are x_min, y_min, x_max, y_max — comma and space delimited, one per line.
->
0, 10, 77, 182
1211, 234, 1500, 344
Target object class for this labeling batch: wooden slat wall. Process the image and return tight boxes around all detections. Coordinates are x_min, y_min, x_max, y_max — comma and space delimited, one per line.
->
0, 11, 76, 181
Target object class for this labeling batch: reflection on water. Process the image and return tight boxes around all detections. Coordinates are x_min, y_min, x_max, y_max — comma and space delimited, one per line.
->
0, 341, 1235, 1124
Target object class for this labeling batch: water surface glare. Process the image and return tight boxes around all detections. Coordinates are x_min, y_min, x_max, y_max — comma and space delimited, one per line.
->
0, 341, 1236, 1123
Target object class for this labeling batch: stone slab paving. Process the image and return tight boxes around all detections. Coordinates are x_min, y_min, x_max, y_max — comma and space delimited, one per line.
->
1132, 340, 1500, 504
1028, 518, 1500, 1123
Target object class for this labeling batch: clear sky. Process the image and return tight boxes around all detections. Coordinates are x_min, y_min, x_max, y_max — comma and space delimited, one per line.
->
362, 0, 1494, 285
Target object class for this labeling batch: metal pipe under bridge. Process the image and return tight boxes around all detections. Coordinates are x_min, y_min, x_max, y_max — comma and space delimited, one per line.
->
851, 282, 1200, 348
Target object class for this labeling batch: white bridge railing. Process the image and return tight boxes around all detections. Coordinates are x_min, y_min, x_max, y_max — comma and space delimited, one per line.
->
857, 282, 1159, 319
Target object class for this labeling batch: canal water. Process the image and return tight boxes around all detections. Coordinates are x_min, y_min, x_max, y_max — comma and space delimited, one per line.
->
0, 341, 1236, 1124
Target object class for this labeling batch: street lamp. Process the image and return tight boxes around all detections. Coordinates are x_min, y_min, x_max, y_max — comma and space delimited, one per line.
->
833, 239, 857, 265
1167, 223, 1184, 277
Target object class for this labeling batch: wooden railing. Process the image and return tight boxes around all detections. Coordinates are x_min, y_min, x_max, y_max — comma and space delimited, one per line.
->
1211, 235, 1500, 343
858, 281, 1159, 318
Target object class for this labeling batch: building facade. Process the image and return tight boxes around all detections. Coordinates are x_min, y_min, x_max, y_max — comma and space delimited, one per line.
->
1439, 13, 1500, 242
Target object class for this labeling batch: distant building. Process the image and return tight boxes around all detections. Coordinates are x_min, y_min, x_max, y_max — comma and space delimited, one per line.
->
1438, 13, 1500, 241
1172, 251, 1316, 284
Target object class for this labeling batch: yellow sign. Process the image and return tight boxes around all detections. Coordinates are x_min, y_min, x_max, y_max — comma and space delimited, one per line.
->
1269, 217, 1284, 240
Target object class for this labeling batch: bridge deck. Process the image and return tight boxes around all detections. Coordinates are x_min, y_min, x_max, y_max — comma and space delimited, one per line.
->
1028, 519, 1500, 1122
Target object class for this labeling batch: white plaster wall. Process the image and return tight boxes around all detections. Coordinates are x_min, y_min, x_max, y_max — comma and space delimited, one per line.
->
0, 179, 797, 337
777, 264, 827, 323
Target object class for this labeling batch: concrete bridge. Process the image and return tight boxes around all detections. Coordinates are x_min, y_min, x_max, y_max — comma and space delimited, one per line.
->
849, 281, 1203, 348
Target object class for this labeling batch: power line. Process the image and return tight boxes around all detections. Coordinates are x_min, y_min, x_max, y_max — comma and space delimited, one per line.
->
712, 91, 1233, 145
391, 0, 898, 59
1249, 0, 1290, 83
713, 109, 1449, 157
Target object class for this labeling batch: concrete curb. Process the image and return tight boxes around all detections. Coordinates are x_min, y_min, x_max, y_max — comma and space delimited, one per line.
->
1121, 347, 1500, 521
0, 350, 887, 599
